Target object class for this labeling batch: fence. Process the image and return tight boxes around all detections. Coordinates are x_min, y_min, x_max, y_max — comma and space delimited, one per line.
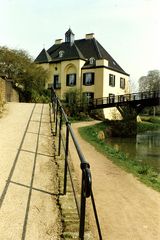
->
50, 87, 103, 239
90, 90, 160, 109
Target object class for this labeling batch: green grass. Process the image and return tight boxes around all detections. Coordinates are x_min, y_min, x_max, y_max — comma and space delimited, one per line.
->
137, 116, 160, 132
140, 115, 160, 124
137, 121, 160, 132
78, 122, 160, 192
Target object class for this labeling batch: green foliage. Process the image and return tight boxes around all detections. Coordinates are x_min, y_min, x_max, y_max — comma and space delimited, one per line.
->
141, 106, 160, 116
139, 69, 160, 92
90, 109, 105, 120
104, 119, 137, 137
140, 116, 160, 124
0, 46, 49, 102
138, 70, 160, 116
63, 89, 90, 119
78, 122, 160, 192
30, 89, 50, 103
137, 116, 160, 132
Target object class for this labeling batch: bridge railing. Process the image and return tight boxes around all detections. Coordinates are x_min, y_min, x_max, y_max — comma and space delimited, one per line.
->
50, 87, 102, 240
90, 90, 160, 107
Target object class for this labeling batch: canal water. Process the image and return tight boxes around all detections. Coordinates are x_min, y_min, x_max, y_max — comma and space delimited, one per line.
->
106, 129, 160, 172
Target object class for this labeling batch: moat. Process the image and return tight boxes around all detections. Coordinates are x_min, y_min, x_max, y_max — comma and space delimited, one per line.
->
106, 129, 160, 172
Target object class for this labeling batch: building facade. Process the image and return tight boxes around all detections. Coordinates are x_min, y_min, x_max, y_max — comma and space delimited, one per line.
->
35, 29, 130, 119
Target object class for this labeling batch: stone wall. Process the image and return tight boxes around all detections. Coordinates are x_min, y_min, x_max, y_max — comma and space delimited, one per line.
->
0, 77, 6, 112
5, 80, 19, 102
0, 77, 19, 112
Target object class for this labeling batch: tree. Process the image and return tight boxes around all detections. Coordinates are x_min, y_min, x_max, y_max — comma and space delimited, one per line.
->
139, 70, 160, 115
0, 46, 49, 102
139, 70, 160, 92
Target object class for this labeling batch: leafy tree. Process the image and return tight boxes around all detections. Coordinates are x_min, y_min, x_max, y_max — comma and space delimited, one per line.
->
139, 70, 160, 92
139, 70, 160, 115
0, 46, 49, 102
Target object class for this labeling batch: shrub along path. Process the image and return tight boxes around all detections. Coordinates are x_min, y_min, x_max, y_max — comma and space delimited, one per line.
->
71, 121, 160, 240
0, 103, 61, 240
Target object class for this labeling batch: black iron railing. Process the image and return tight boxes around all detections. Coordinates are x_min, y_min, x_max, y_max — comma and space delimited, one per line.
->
89, 90, 160, 109
50, 87, 102, 240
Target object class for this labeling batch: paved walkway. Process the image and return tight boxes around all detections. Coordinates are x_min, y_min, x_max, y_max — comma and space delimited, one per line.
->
0, 103, 61, 240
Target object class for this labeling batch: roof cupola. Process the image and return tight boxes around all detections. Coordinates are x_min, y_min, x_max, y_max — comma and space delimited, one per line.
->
65, 28, 75, 45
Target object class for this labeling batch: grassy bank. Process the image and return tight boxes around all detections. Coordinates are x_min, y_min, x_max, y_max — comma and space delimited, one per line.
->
78, 120, 160, 192
137, 116, 160, 132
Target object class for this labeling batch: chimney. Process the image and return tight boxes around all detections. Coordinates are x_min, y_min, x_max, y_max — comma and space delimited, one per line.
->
55, 39, 63, 44
85, 33, 95, 39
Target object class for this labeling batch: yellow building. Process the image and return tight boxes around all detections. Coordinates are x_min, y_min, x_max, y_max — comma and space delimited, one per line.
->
35, 29, 130, 119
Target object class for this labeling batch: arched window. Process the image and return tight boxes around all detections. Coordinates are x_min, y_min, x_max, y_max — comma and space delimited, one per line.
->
65, 64, 77, 87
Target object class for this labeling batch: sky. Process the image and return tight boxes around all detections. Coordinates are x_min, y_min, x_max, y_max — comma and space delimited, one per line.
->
0, 0, 160, 90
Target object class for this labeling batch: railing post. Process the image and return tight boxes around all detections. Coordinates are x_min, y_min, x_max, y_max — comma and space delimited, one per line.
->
79, 171, 86, 240
54, 100, 58, 136
58, 107, 62, 156
79, 163, 91, 239
53, 98, 56, 122
63, 122, 70, 195
91, 190, 103, 240
51, 89, 56, 123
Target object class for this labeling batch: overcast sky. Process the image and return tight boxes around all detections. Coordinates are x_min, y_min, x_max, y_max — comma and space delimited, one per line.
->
0, 0, 160, 89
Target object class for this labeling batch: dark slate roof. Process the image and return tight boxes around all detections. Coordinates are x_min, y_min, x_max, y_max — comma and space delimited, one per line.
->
35, 37, 129, 75
34, 48, 52, 63
95, 40, 126, 73
47, 42, 85, 61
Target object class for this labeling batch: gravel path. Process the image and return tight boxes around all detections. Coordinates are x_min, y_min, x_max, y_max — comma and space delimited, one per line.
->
0, 103, 61, 240
71, 121, 160, 240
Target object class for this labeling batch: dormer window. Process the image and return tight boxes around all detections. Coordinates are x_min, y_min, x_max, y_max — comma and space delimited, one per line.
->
59, 50, 64, 58
89, 57, 95, 65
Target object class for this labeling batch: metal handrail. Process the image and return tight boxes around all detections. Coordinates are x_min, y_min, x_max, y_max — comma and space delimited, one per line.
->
90, 90, 160, 107
50, 87, 102, 239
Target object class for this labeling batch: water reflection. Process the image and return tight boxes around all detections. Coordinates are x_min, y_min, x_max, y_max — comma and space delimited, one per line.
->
106, 130, 160, 172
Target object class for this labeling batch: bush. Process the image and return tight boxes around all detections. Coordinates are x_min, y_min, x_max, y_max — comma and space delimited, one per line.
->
63, 89, 90, 119
30, 89, 50, 103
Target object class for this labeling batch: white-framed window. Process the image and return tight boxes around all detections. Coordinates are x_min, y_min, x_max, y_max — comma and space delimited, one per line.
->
109, 74, 115, 87
83, 72, 94, 86
120, 77, 125, 89
66, 74, 76, 86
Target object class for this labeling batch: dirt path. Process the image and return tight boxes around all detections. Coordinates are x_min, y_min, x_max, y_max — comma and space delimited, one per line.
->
71, 121, 160, 240
0, 103, 61, 240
